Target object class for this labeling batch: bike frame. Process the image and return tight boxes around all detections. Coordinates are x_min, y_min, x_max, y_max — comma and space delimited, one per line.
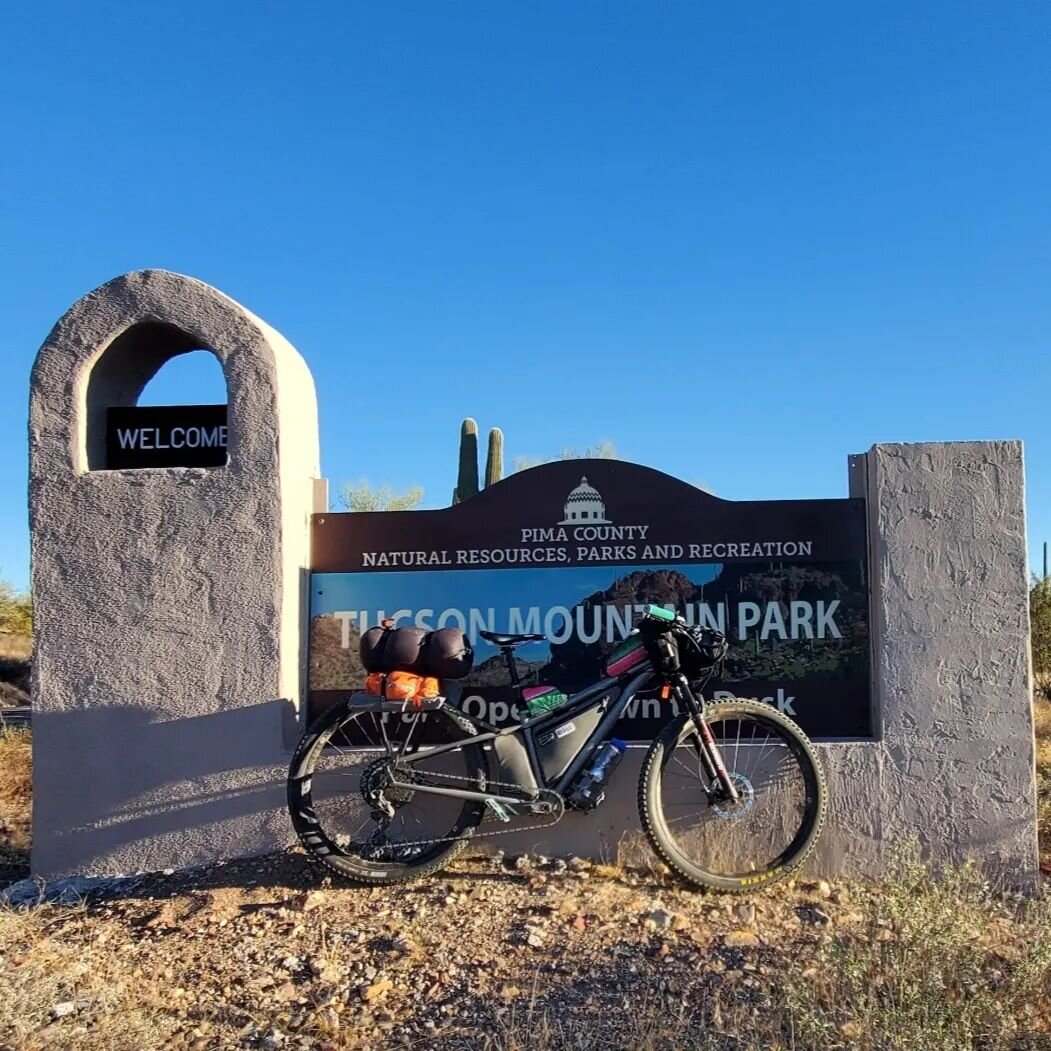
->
370, 658, 731, 809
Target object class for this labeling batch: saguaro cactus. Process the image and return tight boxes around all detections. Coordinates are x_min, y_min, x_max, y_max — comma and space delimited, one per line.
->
485, 427, 504, 488
453, 418, 479, 504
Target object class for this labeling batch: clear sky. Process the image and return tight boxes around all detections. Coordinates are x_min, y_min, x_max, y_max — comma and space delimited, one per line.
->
2, 2, 1049, 590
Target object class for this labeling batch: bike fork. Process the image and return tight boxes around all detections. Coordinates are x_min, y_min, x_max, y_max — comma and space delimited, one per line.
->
672, 675, 740, 803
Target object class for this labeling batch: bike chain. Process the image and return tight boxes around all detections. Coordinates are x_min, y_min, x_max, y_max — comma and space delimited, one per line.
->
362, 766, 566, 851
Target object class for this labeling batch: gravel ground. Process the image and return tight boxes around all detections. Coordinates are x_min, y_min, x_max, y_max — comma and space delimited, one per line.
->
0, 848, 879, 1050
10, 845, 1037, 1051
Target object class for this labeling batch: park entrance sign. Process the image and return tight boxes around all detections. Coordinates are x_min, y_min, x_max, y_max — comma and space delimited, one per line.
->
309, 459, 873, 739
26, 269, 1037, 888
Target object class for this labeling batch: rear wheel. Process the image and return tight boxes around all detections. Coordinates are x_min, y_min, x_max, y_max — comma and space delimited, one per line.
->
640, 700, 825, 892
288, 701, 488, 884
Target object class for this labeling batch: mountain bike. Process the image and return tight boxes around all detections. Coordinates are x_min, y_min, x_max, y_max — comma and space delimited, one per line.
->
288, 605, 826, 892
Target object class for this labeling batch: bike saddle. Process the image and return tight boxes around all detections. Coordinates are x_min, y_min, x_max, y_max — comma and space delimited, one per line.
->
478, 630, 546, 647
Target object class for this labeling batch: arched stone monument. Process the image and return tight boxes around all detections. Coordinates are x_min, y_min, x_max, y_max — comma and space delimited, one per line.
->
29, 270, 320, 878
27, 272, 1038, 887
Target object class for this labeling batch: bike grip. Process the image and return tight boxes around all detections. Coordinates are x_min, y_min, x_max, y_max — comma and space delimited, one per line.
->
644, 604, 677, 622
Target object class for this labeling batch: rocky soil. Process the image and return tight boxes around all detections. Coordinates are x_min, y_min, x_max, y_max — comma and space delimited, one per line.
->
3, 847, 1050, 1051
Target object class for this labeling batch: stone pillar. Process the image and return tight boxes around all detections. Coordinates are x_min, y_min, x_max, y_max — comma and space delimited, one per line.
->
29, 270, 320, 878
819, 441, 1037, 883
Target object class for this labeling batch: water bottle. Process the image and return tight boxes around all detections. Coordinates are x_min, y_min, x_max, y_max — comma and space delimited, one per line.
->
568, 738, 627, 811
590, 738, 626, 780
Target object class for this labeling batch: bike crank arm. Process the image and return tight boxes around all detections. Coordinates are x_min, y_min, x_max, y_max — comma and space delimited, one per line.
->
673, 677, 740, 803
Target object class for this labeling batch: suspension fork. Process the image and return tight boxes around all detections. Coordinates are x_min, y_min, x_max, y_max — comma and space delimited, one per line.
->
672, 674, 740, 802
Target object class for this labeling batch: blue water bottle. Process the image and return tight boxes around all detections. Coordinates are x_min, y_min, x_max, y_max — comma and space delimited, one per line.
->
568, 738, 627, 811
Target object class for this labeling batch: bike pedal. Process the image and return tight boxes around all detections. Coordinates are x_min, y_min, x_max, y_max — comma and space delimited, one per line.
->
485, 798, 512, 823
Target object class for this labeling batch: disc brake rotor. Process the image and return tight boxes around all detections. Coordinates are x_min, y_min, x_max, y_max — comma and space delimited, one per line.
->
711, 772, 756, 821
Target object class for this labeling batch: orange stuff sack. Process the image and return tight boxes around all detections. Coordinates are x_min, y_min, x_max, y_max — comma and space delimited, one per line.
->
365, 672, 440, 702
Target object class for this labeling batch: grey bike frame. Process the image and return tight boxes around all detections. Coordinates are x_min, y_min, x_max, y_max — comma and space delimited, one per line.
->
384, 663, 657, 806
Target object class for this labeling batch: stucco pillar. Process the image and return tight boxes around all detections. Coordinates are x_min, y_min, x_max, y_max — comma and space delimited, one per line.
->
29, 270, 319, 878
820, 441, 1037, 883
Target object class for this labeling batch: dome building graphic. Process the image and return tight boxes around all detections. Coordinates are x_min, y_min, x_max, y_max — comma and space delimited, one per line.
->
559, 475, 611, 525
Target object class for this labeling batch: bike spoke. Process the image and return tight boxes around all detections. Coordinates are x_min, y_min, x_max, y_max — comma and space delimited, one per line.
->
658, 710, 811, 880
303, 709, 483, 866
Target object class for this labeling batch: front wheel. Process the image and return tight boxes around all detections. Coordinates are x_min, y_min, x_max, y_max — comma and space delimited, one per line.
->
639, 700, 826, 892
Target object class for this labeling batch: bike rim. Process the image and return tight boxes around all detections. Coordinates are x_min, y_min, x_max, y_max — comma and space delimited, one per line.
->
658, 711, 817, 881
297, 708, 483, 865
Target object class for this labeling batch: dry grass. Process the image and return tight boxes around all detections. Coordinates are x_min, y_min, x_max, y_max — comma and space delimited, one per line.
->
4, 849, 1049, 1051
0, 704, 1048, 1050
1035, 696, 1051, 870
489, 701, 1051, 1051
0, 728, 31, 883
781, 857, 1051, 1051
488, 857, 1051, 1051
0, 632, 32, 663
0, 904, 176, 1050
0, 631, 32, 707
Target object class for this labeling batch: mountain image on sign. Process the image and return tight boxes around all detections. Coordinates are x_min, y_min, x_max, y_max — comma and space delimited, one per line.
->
541, 563, 867, 691
307, 561, 867, 693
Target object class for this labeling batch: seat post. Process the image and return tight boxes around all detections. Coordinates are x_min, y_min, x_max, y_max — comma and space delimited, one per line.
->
501, 645, 521, 686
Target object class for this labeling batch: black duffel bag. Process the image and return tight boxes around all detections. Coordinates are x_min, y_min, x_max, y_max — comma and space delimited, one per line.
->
359, 624, 475, 680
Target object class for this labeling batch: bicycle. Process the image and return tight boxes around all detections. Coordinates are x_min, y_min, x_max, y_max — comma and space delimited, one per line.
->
288, 605, 826, 892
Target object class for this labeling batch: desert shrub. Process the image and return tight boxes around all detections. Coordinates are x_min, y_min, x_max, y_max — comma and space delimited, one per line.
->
0, 581, 31, 637
1033, 575, 1051, 699
487, 850, 1051, 1051
784, 852, 1051, 1051
0, 726, 31, 873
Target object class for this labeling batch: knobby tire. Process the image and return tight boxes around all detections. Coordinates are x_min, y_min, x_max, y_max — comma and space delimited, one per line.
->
639, 699, 826, 893
288, 702, 488, 885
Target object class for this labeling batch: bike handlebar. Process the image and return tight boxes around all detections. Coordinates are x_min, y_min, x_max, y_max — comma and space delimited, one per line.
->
640, 604, 726, 642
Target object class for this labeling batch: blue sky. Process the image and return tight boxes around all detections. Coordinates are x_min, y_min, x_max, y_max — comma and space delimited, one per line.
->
2, 3, 1049, 589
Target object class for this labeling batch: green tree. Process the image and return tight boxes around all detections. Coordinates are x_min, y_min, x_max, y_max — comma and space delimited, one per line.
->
0, 579, 32, 635
1032, 574, 1051, 698
513, 441, 619, 473
339, 482, 424, 513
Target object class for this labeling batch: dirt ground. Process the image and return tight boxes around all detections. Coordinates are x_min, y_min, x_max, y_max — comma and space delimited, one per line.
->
3, 847, 1051, 1051
2, 703, 1051, 1050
